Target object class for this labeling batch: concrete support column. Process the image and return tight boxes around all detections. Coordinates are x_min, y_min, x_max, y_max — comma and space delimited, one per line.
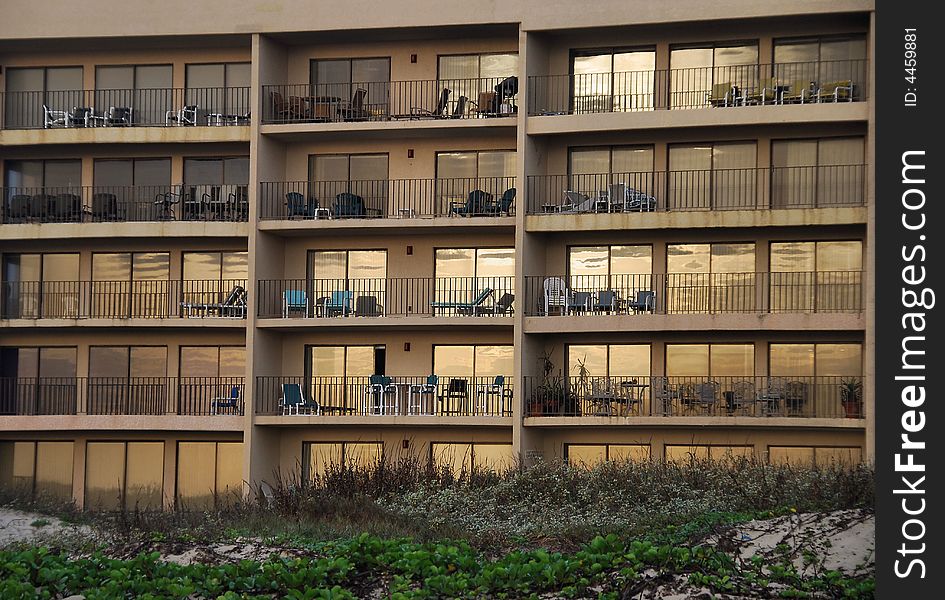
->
162, 438, 176, 510
71, 437, 86, 510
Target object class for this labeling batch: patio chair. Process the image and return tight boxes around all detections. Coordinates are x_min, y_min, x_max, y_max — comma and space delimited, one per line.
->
593, 290, 621, 313
438, 378, 469, 414
154, 185, 185, 220
228, 185, 249, 221
43, 104, 69, 128
105, 106, 132, 126
91, 193, 119, 221
476, 375, 511, 415
180, 284, 247, 318
779, 80, 814, 104
626, 290, 655, 313
211, 385, 242, 415
431, 288, 494, 315
784, 380, 808, 415
692, 381, 720, 414
450, 189, 492, 217
588, 378, 617, 416
270, 91, 305, 122
408, 374, 438, 415
625, 188, 657, 212
280, 383, 320, 415
286, 191, 318, 218
339, 88, 369, 121
651, 376, 679, 416
567, 290, 592, 314
446, 95, 468, 119
317, 290, 353, 317
559, 190, 595, 213
708, 82, 737, 107
54, 193, 82, 222
366, 374, 398, 415
489, 292, 515, 316
333, 192, 375, 218
746, 77, 777, 105
758, 377, 786, 416
729, 380, 756, 414
407, 87, 450, 119
30, 193, 53, 221
482, 187, 515, 216
816, 80, 854, 103
67, 107, 93, 127
283, 289, 309, 318
7, 194, 31, 222
543, 277, 568, 315
166, 105, 198, 126
355, 295, 383, 317
474, 91, 497, 117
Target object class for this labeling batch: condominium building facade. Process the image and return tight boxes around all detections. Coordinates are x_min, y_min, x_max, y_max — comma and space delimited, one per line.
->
0, 0, 874, 509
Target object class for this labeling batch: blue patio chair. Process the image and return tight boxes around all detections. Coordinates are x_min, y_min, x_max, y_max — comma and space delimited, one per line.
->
476, 375, 512, 415
408, 375, 438, 415
450, 189, 492, 217
318, 290, 353, 317
211, 385, 242, 415
283, 289, 309, 317
286, 191, 317, 218
366, 374, 398, 415
280, 383, 321, 415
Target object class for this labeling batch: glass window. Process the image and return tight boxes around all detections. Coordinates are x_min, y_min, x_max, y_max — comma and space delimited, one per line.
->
567, 443, 650, 467
185, 63, 250, 120
431, 442, 473, 473
85, 442, 125, 510
670, 43, 757, 109
303, 442, 384, 479
435, 151, 515, 214
125, 441, 164, 509
438, 53, 518, 116
568, 146, 655, 198
176, 441, 242, 509
308, 154, 389, 214
667, 243, 755, 313
568, 245, 652, 300
181, 251, 247, 306
668, 142, 757, 210
567, 345, 650, 378
768, 446, 815, 465
572, 49, 655, 112
0, 441, 36, 492
774, 36, 867, 94
434, 248, 514, 310
770, 241, 862, 312
306, 346, 382, 408
472, 444, 514, 472
309, 249, 387, 309
311, 58, 390, 118
34, 441, 73, 500
433, 345, 512, 379
4, 67, 82, 128
771, 137, 865, 207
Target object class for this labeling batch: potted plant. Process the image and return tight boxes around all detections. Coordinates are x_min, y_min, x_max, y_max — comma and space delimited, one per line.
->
528, 349, 568, 415
839, 378, 863, 418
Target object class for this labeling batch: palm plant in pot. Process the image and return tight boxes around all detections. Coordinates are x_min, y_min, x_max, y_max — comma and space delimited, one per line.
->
528, 349, 567, 416
839, 377, 863, 418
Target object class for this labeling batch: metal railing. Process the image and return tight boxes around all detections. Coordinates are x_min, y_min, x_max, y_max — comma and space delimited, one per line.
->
0, 87, 251, 129
525, 165, 866, 214
1, 185, 249, 223
0, 377, 245, 416
0, 279, 247, 319
527, 60, 868, 115
523, 375, 863, 419
255, 375, 513, 417
257, 276, 515, 319
262, 76, 518, 124
525, 272, 863, 316
259, 177, 516, 220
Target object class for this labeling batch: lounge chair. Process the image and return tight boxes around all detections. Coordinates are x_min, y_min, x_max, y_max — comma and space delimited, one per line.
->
211, 385, 242, 415
708, 82, 737, 107
180, 285, 247, 318
280, 383, 321, 415
431, 288, 493, 315
626, 290, 655, 313
446, 95, 468, 119
43, 104, 69, 128
283, 289, 309, 317
270, 91, 305, 122
489, 292, 515, 316
450, 189, 492, 217
559, 190, 596, 213
746, 77, 777, 105
395, 88, 450, 119
408, 375, 438, 415
355, 295, 383, 317
816, 80, 854, 103
54, 193, 82, 222
166, 105, 198, 126
779, 80, 813, 104
228, 185, 249, 221
339, 88, 369, 121
316, 290, 353, 317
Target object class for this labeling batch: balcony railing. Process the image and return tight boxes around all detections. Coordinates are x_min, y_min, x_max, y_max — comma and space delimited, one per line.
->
0, 377, 245, 416
525, 165, 865, 214
523, 375, 863, 419
261, 77, 518, 124
1, 185, 249, 224
0, 279, 247, 319
255, 375, 513, 417
0, 87, 251, 129
257, 277, 515, 319
259, 177, 516, 220
527, 60, 867, 115
525, 272, 863, 316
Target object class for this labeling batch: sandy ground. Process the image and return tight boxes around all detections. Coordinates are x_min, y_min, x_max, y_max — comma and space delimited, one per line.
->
0, 507, 93, 547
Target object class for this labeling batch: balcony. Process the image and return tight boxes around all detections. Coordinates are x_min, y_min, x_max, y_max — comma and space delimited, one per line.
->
524, 272, 864, 317
0, 279, 247, 321
255, 375, 512, 418
0, 87, 251, 130
523, 375, 864, 420
261, 77, 518, 125
2, 185, 249, 224
0, 377, 245, 416
527, 60, 867, 116
259, 177, 516, 222
257, 277, 514, 321
525, 165, 866, 215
